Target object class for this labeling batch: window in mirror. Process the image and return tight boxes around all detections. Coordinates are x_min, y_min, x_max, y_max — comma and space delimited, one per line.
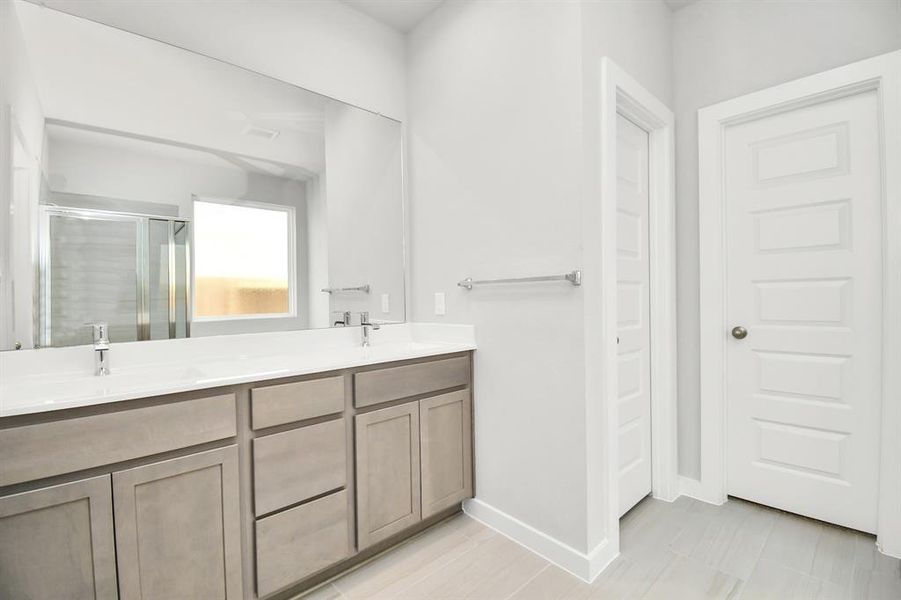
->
193, 198, 294, 319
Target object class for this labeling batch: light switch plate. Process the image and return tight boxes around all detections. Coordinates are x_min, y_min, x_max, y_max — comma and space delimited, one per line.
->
381, 293, 390, 313
434, 292, 446, 316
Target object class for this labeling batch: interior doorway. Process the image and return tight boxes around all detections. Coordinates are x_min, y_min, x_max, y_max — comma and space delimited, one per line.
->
596, 58, 678, 575
698, 50, 901, 556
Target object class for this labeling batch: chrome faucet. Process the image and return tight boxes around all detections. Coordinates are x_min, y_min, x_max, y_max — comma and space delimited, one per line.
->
360, 311, 380, 347
89, 322, 110, 376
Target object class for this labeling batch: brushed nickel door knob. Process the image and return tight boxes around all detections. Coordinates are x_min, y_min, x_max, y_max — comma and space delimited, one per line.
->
731, 326, 748, 340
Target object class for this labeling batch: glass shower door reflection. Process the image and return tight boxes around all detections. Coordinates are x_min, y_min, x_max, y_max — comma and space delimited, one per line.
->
39, 207, 191, 347
44, 212, 140, 347
147, 219, 190, 340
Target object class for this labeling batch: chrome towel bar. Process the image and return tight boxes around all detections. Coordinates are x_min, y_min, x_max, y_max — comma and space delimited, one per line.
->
321, 284, 371, 294
458, 269, 582, 290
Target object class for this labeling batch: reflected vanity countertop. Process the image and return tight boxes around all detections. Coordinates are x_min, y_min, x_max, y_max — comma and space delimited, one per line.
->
0, 323, 476, 417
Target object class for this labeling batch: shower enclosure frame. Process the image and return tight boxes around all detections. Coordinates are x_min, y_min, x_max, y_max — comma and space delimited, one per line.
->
38, 205, 192, 347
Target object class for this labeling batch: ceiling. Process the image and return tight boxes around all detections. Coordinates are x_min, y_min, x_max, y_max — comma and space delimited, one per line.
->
342, 0, 444, 32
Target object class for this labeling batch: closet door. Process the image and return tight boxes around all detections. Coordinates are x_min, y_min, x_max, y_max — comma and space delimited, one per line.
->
616, 113, 653, 517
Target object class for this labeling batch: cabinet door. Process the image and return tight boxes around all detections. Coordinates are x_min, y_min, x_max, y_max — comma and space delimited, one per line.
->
420, 390, 473, 517
113, 446, 242, 599
355, 402, 421, 549
0, 476, 117, 600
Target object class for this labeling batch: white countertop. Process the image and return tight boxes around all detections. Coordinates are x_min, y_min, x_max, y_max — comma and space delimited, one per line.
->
0, 323, 476, 417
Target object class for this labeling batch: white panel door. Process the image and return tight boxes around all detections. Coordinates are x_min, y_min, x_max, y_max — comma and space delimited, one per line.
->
617, 114, 652, 517
724, 90, 882, 533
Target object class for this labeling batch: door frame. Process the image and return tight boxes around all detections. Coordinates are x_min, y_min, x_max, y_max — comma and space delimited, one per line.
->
595, 57, 678, 567
698, 50, 901, 557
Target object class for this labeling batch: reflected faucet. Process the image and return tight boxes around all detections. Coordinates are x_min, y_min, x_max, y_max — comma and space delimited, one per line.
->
333, 311, 352, 327
360, 311, 380, 347
89, 322, 110, 376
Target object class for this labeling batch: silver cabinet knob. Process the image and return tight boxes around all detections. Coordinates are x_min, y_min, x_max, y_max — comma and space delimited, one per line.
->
731, 326, 748, 340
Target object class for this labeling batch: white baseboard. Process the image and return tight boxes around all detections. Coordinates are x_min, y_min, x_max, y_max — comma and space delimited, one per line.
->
462, 498, 618, 583
678, 476, 726, 505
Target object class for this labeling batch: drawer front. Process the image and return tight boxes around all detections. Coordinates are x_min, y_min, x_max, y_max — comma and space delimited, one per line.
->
252, 419, 346, 516
251, 376, 344, 430
354, 356, 470, 409
255, 489, 350, 597
0, 394, 236, 487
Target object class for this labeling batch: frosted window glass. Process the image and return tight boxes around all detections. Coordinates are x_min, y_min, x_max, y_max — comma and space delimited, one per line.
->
194, 201, 292, 318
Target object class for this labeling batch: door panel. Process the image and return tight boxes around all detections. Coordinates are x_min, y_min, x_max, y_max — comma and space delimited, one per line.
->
725, 90, 882, 532
420, 389, 473, 518
0, 476, 117, 600
616, 114, 652, 517
113, 446, 243, 599
355, 402, 421, 549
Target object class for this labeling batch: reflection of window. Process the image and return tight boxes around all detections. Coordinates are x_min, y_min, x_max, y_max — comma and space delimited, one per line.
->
193, 198, 294, 319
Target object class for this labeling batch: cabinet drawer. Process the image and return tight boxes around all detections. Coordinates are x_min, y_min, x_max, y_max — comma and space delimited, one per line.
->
0, 394, 236, 487
252, 419, 346, 516
255, 489, 350, 597
354, 356, 470, 408
251, 376, 344, 430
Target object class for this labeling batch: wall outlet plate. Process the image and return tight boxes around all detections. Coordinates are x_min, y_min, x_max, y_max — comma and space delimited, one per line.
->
434, 292, 446, 316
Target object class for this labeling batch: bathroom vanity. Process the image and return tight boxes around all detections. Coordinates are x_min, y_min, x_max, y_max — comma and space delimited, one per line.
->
0, 327, 475, 600
0, 3, 472, 598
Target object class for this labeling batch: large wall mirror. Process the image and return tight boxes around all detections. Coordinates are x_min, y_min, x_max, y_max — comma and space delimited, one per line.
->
0, 0, 405, 350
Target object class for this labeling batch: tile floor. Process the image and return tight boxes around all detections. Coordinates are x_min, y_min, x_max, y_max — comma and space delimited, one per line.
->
299, 496, 901, 599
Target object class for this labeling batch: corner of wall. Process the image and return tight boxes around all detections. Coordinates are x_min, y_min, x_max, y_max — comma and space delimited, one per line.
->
463, 498, 619, 583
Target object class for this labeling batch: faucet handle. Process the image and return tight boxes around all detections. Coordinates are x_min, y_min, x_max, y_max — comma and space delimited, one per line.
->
360, 312, 380, 330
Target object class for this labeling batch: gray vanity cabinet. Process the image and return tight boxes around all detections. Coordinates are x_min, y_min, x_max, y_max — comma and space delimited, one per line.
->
420, 389, 473, 518
355, 402, 422, 549
0, 351, 473, 600
0, 475, 118, 600
113, 445, 243, 600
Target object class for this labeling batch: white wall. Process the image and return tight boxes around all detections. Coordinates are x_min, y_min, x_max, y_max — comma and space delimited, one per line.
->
408, 0, 673, 569
34, 0, 407, 121
673, 0, 901, 480
409, 0, 587, 553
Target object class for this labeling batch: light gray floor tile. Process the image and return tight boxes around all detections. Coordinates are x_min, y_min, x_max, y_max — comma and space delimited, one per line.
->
395, 531, 536, 598
331, 518, 478, 599
508, 564, 592, 600
810, 523, 859, 587
643, 554, 742, 600
740, 559, 844, 600
586, 552, 673, 599
759, 511, 825, 574
299, 501, 901, 600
